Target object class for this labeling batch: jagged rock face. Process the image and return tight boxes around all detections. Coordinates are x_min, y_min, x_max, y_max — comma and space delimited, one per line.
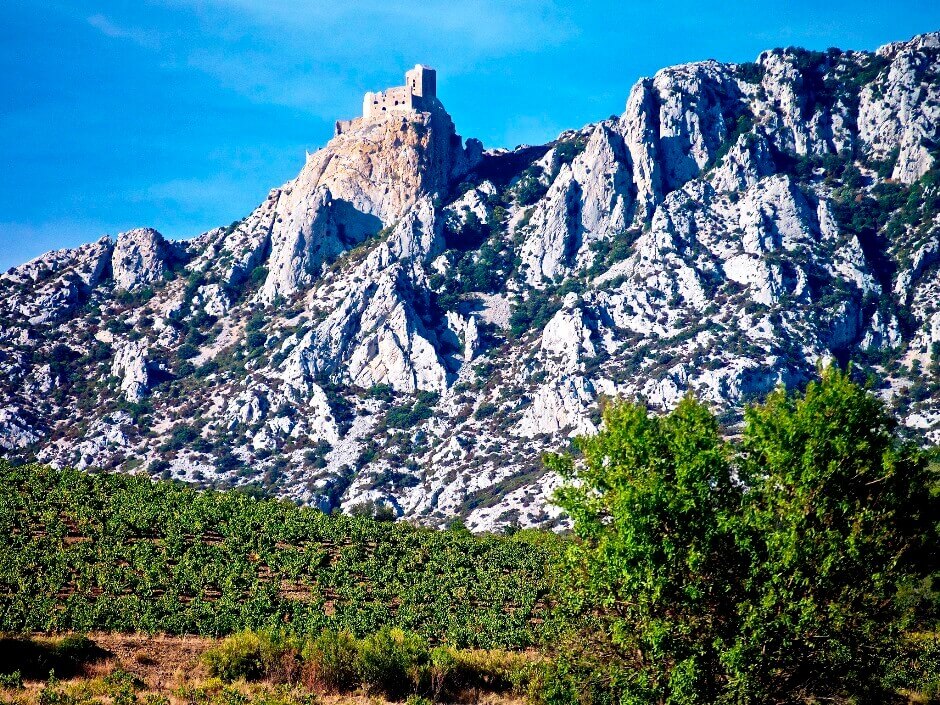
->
259, 187, 352, 303
711, 133, 775, 192
282, 197, 450, 395
859, 32, 940, 184
650, 60, 744, 189
519, 165, 582, 284
517, 122, 637, 286
2, 33, 940, 532
292, 108, 478, 227
0, 237, 113, 324
111, 341, 153, 402
573, 125, 635, 236
211, 104, 477, 305
112, 228, 174, 291
0, 408, 40, 451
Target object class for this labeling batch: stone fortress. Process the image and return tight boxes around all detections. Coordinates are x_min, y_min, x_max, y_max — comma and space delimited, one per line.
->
335, 65, 440, 135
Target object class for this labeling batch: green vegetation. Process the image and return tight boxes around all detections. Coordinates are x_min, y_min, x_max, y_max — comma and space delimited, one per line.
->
1, 369, 938, 702
301, 629, 359, 693
434, 203, 516, 313
550, 137, 587, 179
704, 113, 755, 171
0, 631, 539, 704
735, 61, 766, 84
587, 228, 643, 275
513, 167, 549, 207
384, 392, 440, 430
358, 627, 430, 699
172, 681, 312, 705
0, 461, 556, 648
548, 367, 939, 703
508, 290, 561, 339
203, 631, 281, 682
201, 627, 534, 702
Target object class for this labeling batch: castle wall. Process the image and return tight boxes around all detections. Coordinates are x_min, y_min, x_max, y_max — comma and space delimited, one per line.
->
357, 65, 439, 122
334, 118, 358, 136
363, 85, 418, 120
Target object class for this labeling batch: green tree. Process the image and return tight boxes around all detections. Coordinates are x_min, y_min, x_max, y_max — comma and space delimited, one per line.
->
550, 368, 938, 704
549, 396, 743, 704
726, 367, 936, 703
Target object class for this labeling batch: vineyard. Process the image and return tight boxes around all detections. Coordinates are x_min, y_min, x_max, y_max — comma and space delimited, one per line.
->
0, 461, 563, 648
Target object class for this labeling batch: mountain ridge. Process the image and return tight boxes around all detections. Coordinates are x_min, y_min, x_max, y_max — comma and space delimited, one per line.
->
2, 30, 939, 531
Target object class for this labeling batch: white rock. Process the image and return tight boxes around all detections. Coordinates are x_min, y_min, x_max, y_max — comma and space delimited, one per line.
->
112, 228, 173, 290
111, 341, 152, 402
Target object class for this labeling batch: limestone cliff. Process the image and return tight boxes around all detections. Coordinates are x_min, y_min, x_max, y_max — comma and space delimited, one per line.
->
1, 32, 939, 531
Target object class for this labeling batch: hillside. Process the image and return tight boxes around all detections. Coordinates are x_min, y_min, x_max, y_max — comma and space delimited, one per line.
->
2, 375, 937, 705
0, 461, 557, 646
1, 32, 939, 530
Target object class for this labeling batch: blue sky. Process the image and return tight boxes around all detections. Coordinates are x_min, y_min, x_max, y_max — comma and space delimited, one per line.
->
1, 1, 938, 271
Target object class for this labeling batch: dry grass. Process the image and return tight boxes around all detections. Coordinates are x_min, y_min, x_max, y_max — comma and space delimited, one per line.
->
0, 634, 525, 705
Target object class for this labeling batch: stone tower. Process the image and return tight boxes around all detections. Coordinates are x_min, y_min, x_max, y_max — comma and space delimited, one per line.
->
337, 65, 442, 134
405, 65, 436, 99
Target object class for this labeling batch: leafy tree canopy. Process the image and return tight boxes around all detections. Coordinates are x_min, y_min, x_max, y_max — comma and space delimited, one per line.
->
550, 367, 938, 704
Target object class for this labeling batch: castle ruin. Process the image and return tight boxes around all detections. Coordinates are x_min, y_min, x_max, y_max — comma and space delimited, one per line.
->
335, 65, 439, 135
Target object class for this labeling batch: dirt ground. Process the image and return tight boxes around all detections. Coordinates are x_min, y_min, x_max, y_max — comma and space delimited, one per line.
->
0, 633, 524, 705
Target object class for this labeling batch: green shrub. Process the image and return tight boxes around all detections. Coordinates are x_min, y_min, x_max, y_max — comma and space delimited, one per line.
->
249, 266, 269, 287
358, 627, 429, 700
251, 687, 317, 705
140, 696, 170, 705
549, 366, 938, 704
523, 657, 625, 705
404, 696, 432, 705
473, 402, 498, 421
174, 682, 313, 705
509, 290, 561, 339
552, 138, 586, 175
427, 647, 457, 701
177, 343, 199, 360
301, 630, 359, 694
448, 648, 529, 693
367, 383, 394, 401
202, 631, 282, 682
37, 683, 74, 705
884, 633, 940, 701
54, 635, 102, 666
101, 668, 144, 693
514, 167, 548, 206
421, 646, 527, 700
166, 424, 200, 450
736, 61, 765, 84
246, 331, 266, 350
0, 669, 23, 689
385, 399, 434, 429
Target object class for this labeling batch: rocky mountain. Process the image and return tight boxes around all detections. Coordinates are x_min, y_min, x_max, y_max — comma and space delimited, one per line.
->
2, 33, 939, 531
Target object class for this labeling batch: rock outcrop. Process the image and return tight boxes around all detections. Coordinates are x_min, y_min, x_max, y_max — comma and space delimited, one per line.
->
111, 342, 153, 402
112, 228, 175, 291
859, 31, 940, 184
2, 34, 940, 532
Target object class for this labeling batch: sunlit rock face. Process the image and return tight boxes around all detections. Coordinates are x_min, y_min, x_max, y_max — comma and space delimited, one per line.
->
1, 35, 939, 532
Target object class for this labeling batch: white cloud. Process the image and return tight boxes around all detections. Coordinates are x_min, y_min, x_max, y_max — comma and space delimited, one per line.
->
86, 13, 161, 49
68, 0, 586, 145
129, 173, 256, 212
158, 0, 576, 53
184, 49, 361, 117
